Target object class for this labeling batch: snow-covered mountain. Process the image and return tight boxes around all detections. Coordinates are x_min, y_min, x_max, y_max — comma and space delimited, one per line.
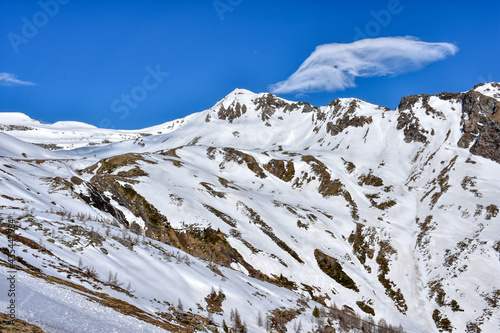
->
1, 83, 499, 332
0, 111, 188, 151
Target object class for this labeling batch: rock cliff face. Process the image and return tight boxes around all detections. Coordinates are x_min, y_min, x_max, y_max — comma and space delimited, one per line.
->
457, 89, 500, 163
393, 85, 500, 164
396, 95, 432, 143
216, 101, 247, 123
326, 99, 374, 136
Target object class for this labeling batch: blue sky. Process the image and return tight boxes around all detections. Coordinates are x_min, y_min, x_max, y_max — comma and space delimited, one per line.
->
1, 0, 499, 130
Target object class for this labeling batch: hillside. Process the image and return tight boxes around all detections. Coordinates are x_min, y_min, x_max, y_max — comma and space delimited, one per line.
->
1, 83, 499, 332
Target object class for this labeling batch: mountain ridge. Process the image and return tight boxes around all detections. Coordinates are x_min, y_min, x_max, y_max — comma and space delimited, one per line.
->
1, 83, 499, 332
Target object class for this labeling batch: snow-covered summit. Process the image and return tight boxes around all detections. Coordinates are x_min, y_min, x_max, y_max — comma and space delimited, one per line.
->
0, 111, 42, 124
472, 82, 500, 101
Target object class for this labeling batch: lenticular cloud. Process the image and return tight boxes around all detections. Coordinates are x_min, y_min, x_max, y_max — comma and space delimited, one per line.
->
270, 36, 458, 94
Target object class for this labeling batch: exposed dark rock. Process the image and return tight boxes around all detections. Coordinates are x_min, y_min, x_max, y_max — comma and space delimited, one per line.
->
81, 173, 284, 289
314, 249, 359, 292
432, 309, 453, 332
376, 240, 408, 314
300, 155, 359, 220
469, 124, 500, 162
314, 109, 327, 122
82, 153, 156, 175
397, 94, 421, 112
239, 202, 304, 264
421, 95, 446, 119
32, 143, 64, 151
396, 95, 429, 144
78, 182, 129, 226
474, 82, 500, 90
200, 182, 226, 198
457, 91, 500, 163
222, 147, 267, 178
204, 289, 226, 314
264, 159, 295, 182
396, 89, 500, 162
255, 93, 288, 121
397, 92, 448, 119
326, 116, 373, 136
356, 300, 375, 316
436, 92, 462, 102
217, 102, 247, 123
348, 223, 375, 270
216, 93, 317, 124
297, 102, 317, 113
358, 172, 384, 187
326, 99, 372, 136
0, 124, 35, 131
102, 178, 167, 227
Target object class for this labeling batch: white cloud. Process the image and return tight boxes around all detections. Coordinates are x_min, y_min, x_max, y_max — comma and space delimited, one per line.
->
270, 36, 458, 94
0, 73, 36, 86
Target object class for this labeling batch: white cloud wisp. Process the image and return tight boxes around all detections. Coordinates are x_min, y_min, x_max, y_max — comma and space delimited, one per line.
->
0, 73, 36, 86
270, 37, 458, 94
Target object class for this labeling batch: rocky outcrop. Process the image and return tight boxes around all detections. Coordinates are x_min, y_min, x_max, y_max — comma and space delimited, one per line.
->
221, 147, 267, 178
255, 93, 318, 121
32, 143, 64, 150
217, 102, 247, 123
395, 89, 500, 162
326, 99, 373, 136
297, 101, 317, 113
255, 93, 288, 121
396, 95, 429, 144
264, 159, 295, 182
78, 182, 129, 226
457, 91, 500, 163
314, 249, 359, 292
215, 93, 318, 124
0, 124, 34, 131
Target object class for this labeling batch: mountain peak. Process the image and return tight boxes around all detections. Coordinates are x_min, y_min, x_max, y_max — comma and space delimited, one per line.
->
0, 111, 41, 125
229, 88, 256, 95
218, 88, 259, 106
472, 82, 500, 101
